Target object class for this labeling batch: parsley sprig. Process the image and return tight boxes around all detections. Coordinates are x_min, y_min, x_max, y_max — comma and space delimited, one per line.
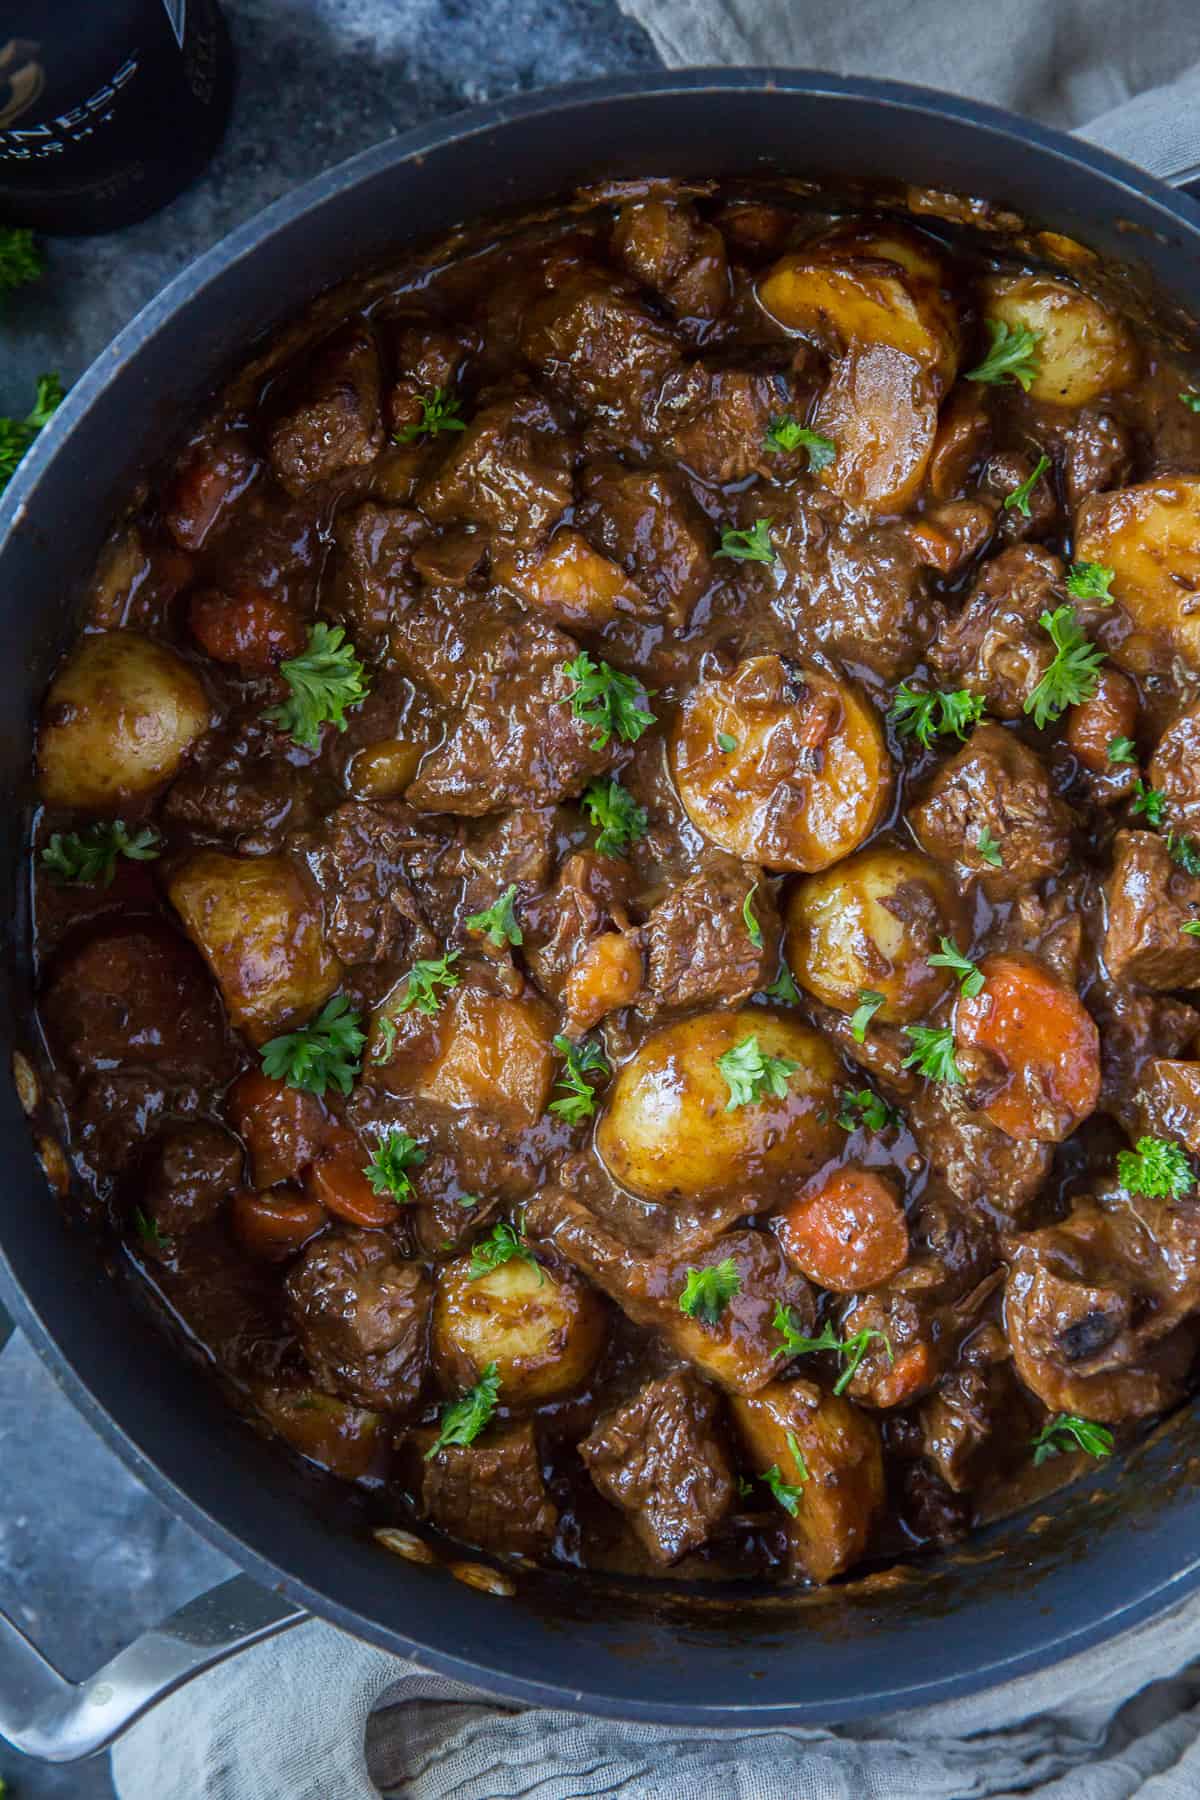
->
717, 1035, 801, 1110
260, 995, 365, 1096
889, 684, 984, 749
468, 1219, 540, 1282
394, 951, 460, 1017
1131, 780, 1167, 828
1003, 453, 1051, 518
394, 386, 467, 444
549, 1034, 610, 1124
1107, 737, 1137, 767
0, 225, 42, 293
1030, 1413, 1114, 1467
715, 519, 776, 564
742, 882, 763, 950
1116, 1135, 1193, 1199
581, 776, 647, 858
761, 1431, 809, 1514
1066, 561, 1115, 602
561, 651, 655, 750
902, 1024, 962, 1085
678, 1256, 741, 1327
928, 937, 984, 998
1168, 830, 1200, 876
763, 965, 801, 1004
364, 1130, 426, 1203
976, 827, 1003, 868
1181, 389, 1200, 414
465, 884, 522, 947
771, 1303, 895, 1396
263, 621, 370, 750
966, 319, 1041, 390
837, 1089, 902, 1134
1, 372, 65, 492
849, 989, 885, 1043
763, 415, 836, 470
41, 820, 161, 887
426, 1362, 501, 1459
1024, 606, 1105, 729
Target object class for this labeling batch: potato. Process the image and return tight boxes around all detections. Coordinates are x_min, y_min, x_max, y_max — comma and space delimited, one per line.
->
433, 1251, 605, 1404
255, 1386, 381, 1481
984, 275, 1137, 408
811, 342, 941, 514
38, 629, 210, 811
784, 846, 969, 1024
596, 1008, 842, 1206
670, 655, 891, 872
1076, 477, 1200, 674
493, 530, 646, 629
417, 984, 557, 1129
346, 736, 425, 798
731, 1379, 885, 1581
167, 850, 342, 1044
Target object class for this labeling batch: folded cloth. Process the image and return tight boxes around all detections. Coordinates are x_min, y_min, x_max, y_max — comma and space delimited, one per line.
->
113, 3, 1200, 1793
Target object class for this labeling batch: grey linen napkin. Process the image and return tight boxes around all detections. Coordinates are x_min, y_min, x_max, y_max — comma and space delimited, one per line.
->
115, 6, 1200, 1794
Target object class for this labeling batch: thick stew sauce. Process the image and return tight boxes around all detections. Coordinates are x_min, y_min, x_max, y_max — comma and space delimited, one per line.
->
29, 179, 1200, 1585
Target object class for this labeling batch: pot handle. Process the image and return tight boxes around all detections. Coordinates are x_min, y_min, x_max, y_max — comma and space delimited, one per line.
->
0, 1574, 306, 1763
1162, 161, 1200, 199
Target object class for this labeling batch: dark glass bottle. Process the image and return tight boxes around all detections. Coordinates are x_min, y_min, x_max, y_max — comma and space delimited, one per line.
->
0, 1, 234, 234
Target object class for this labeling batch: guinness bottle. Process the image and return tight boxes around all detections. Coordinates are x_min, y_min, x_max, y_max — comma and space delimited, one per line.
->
0, 1, 234, 234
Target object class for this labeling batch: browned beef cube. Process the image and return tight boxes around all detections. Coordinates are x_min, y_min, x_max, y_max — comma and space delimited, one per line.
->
164, 714, 315, 851
286, 1231, 431, 1413
1134, 1059, 1200, 1152
1090, 979, 1198, 1131
142, 1122, 243, 1237
1149, 702, 1200, 837
576, 460, 712, 626
417, 392, 573, 542
1103, 831, 1200, 990
642, 858, 777, 1013
522, 276, 680, 435
579, 1369, 735, 1564
612, 198, 729, 322
419, 1420, 557, 1557
1062, 407, 1133, 513
982, 448, 1058, 544
908, 723, 1072, 897
266, 326, 384, 494
294, 800, 436, 967
650, 363, 778, 485
41, 923, 227, 1081
164, 435, 259, 551
928, 545, 1064, 720
329, 502, 426, 644
907, 1080, 1052, 1222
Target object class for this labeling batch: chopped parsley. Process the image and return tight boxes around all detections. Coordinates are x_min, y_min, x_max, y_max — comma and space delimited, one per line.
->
549, 1034, 610, 1124
678, 1256, 741, 1327
394, 386, 467, 444
457, 1193, 479, 1208
396, 951, 460, 1017
771, 1303, 894, 1396
263, 621, 370, 750
465, 884, 523, 947
468, 1218, 541, 1282
927, 937, 985, 998
837, 1088, 902, 1135
374, 1016, 399, 1062
561, 650, 655, 749
715, 518, 776, 564
763, 964, 801, 1004
260, 995, 365, 1097
1030, 1413, 1114, 1467
716, 1035, 801, 1110
1116, 1135, 1194, 1200
717, 731, 738, 753
581, 776, 648, 858
1, 372, 65, 492
742, 882, 763, 950
41, 820, 161, 887
965, 318, 1042, 390
133, 1207, 172, 1254
0, 225, 42, 293
889, 684, 985, 749
1107, 736, 1138, 767
1183, 921, 1200, 938
1180, 389, 1200, 413
1024, 606, 1105, 729
426, 1362, 501, 1459
901, 1024, 962, 1085
762, 414, 837, 470
976, 827, 1004, 868
364, 1130, 426, 1203
1065, 561, 1115, 602
1168, 830, 1200, 876
849, 989, 885, 1043
1003, 453, 1051, 518
1130, 780, 1167, 828
761, 1432, 809, 1515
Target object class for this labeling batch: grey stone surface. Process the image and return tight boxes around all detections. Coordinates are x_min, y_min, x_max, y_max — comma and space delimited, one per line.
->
0, 3, 657, 1795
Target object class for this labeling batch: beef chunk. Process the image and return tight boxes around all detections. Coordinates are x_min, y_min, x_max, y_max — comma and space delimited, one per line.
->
523, 851, 634, 1003
266, 325, 384, 494
164, 715, 315, 853
920, 1358, 1035, 1494
899, 1461, 972, 1546
419, 1420, 557, 1557
576, 460, 713, 627
649, 363, 779, 486
612, 198, 729, 322
329, 502, 426, 644
1103, 830, 1200, 989
908, 1079, 1052, 1221
642, 858, 777, 1013
294, 800, 437, 967
1091, 978, 1199, 1131
417, 392, 573, 542
141, 1121, 243, 1237
1134, 1059, 1200, 1151
1149, 702, 1200, 836
1062, 407, 1133, 513
908, 723, 1072, 897
439, 807, 560, 936
982, 448, 1058, 544
521, 275, 680, 435
392, 594, 617, 814
286, 1230, 431, 1413
42, 923, 227, 1081
579, 1369, 735, 1564
164, 436, 259, 551
928, 545, 1064, 719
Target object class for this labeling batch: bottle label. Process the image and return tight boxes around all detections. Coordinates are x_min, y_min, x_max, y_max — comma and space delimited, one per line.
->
161, 1, 189, 51
0, 53, 139, 163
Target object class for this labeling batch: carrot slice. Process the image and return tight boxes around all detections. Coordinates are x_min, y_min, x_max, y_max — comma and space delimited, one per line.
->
871, 1341, 938, 1408
189, 585, 306, 673
305, 1131, 397, 1229
775, 1166, 909, 1293
231, 1188, 327, 1260
227, 1071, 330, 1189
954, 952, 1100, 1142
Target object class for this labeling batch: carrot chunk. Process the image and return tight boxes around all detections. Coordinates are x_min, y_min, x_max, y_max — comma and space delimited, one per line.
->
189, 585, 306, 673
954, 952, 1100, 1142
305, 1130, 398, 1229
227, 1071, 330, 1189
1065, 667, 1137, 774
775, 1166, 909, 1293
231, 1188, 327, 1260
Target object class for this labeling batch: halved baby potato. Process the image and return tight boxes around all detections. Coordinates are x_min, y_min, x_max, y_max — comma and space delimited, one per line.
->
983, 274, 1137, 408
1076, 477, 1200, 674
811, 342, 941, 513
433, 1251, 605, 1405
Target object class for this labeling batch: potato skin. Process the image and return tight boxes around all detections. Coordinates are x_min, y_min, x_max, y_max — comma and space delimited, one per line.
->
38, 630, 210, 811
417, 985, 557, 1129
984, 275, 1137, 408
167, 849, 342, 1044
595, 1008, 843, 1206
670, 655, 891, 873
433, 1251, 605, 1404
1076, 477, 1200, 674
784, 846, 969, 1023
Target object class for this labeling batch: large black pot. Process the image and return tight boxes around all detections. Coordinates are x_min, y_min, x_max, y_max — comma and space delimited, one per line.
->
4, 67, 1200, 1761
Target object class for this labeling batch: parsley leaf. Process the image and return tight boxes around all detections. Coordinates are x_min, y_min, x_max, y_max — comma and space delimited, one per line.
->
134, 1207, 172, 1254
1131, 780, 1167, 828
1181, 389, 1200, 414
397, 951, 460, 1017
1183, 921, 1200, 938
764, 964, 801, 1004
1030, 1412, 1114, 1467
0, 225, 42, 293
927, 936, 985, 998
743, 882, 763, 950
549, 1034, 610, 1124
717, 1034, 801, 1110
40, 820, 161, 887
1116, 1135, 1194, 1199
260, 995, 365, 1096
763, 414, 836, 471
902, 1024, 962, 1085
761, 1434, 809, 1515
1024, 606, 1106, 729
1066, 561, 1115, 602
426, 1362, 501, 1459
374, 1016, 398, 1062
678, 1256, 741, 1327
1168, 830, 1200, 876
1107, 736, 1137, 767
771, 1302, 894, 1396
364, 1130, 426, 1203
717, 731, 738, 753
468, 1219, 540, 1282
457, 1193, 480, 1208
849, 988, 885, 1043
889, 684, 985, 749
561, 650, 655, 749
465, 884, 522, 947
263, 621, 370, 750
976, 827, 1004, 868
715, 519, 776, 564
1, 372, 65, 492
1003, 453, 1051, 518
837, 1088, 903, 1134
394, 386, 467, 444
581, 776, 648, 858
966, 318, 1042, 390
